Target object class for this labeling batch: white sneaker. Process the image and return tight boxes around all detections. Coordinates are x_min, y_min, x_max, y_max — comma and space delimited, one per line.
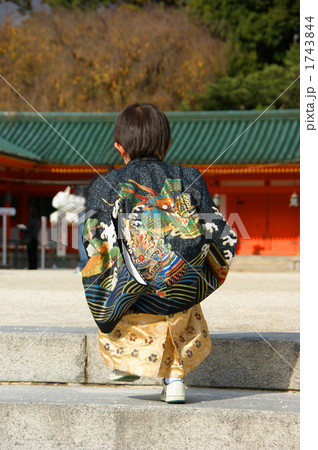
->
109, 370, 140, 382
161, 379, 186, 404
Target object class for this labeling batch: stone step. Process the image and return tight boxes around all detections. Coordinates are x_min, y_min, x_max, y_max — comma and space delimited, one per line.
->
0, 384, 299, 449
0, 326, 299, 391
230, 255, 300, 272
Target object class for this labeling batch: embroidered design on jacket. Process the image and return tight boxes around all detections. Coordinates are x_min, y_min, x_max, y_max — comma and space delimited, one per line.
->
82, 162, 237, 333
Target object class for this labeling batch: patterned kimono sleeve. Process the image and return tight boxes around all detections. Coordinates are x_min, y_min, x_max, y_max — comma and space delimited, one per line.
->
82, 174, 118, 275
82, 174, 147, 333
190, 169, 237, 289
200, 178, 237, 266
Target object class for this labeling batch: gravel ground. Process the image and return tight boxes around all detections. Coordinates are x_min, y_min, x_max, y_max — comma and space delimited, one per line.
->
0, 268, 299, 332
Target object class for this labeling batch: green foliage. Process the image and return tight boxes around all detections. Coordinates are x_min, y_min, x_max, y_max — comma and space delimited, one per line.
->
187, 43, 300, 111
184, 0, 300, 110
188, 0, 300, 73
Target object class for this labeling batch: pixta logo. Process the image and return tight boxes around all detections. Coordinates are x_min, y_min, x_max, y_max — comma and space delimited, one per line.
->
50, 205, 250, 253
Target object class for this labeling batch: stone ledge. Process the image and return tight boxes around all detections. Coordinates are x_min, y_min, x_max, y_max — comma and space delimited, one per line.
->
0, 327, 86, 383
0, 384, 300, 449
186, 332, 299, 390
87, 331, 300, 390
230, 255, 300, 272
0, 327, 300, 390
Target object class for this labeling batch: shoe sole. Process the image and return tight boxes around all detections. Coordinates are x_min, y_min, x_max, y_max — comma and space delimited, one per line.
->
109, 375, 140, 382
161, 394, 186, 404
163, 398, 186, 403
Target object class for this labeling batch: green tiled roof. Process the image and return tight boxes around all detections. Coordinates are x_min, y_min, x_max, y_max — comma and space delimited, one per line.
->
0, 135, 42, 161
0, 110, 299, 166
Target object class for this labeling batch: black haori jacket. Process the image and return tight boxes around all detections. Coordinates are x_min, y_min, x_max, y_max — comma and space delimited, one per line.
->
82, 157, 237, 333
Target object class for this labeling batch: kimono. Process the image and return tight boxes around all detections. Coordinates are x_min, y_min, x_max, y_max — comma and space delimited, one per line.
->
82, 156, 237, 377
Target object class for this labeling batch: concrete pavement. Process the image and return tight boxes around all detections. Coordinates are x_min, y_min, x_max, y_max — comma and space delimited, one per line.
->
0, 268, 299, 332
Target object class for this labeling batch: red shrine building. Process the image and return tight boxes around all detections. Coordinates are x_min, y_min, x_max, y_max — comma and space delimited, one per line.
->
0, 110, 300, 263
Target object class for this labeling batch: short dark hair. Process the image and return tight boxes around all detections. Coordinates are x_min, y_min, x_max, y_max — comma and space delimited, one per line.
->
114, 103, 171, 160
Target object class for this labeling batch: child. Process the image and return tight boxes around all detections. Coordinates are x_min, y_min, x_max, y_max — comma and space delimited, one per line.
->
82, 103, 237, 403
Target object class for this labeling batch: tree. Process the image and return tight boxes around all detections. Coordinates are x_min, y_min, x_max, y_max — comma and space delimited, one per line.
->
0, 6, 227, 111
188, 0, 300, 74
186, 43, 299, 111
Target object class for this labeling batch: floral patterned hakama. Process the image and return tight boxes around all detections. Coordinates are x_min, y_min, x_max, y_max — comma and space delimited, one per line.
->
99, 304, 211, 378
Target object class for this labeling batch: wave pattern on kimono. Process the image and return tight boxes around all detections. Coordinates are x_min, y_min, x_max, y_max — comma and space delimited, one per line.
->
82, 157, 237, 333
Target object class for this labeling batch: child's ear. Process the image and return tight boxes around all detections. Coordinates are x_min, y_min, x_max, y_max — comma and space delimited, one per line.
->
114, 142, 125, 157
115, 142, 131, 164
